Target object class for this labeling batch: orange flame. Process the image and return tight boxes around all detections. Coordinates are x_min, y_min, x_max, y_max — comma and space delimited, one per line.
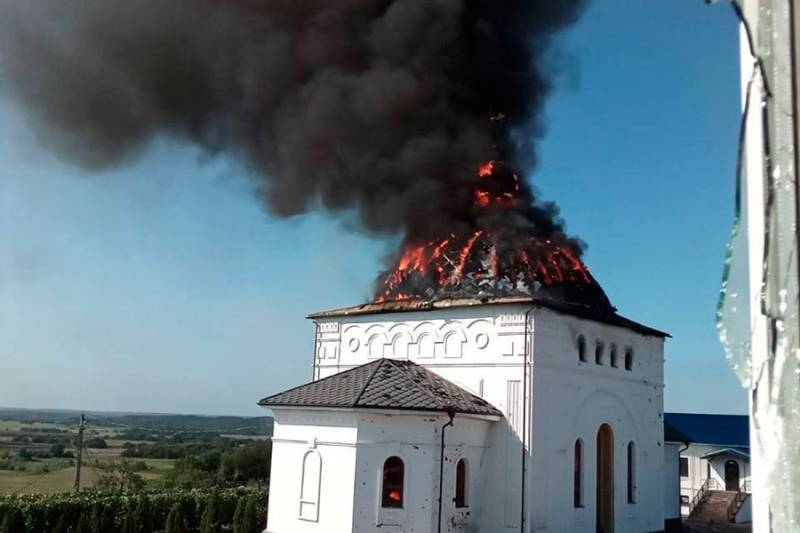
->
375, 160, 594, 302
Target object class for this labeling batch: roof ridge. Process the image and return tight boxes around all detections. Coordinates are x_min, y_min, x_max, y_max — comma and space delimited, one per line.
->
258, 359, 378, 406
393, 361, 450, 411
352, 358, 387, 407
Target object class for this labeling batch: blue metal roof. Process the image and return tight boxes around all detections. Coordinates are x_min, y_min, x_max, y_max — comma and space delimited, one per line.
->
664, 413, 749, 447
701, 448, 751, 460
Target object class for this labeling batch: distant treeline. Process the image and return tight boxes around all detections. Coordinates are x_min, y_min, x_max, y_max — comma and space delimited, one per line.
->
0, 409, 274, 436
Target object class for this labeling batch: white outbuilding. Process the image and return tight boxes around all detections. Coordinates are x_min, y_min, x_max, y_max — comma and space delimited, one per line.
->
259, 296, 676, 533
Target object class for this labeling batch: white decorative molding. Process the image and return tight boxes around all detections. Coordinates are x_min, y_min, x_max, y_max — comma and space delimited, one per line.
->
326, 344, 339, 360
441, 329, 467, 359
497, 313, 526, 327
319, 322, 340, 334
414, 332, 436, 359
348, 337, 360, 351
503, 338, 526, 357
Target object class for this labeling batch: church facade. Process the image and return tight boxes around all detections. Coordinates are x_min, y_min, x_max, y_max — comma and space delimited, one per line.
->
259, 296, 674, 533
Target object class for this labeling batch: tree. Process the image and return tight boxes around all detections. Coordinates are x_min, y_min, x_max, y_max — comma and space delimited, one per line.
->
220, 441, 272, 483
232, 498, 246, 533
95, 460, 146, 491
16, 448, 32, 462
0, 508, 25, 533
85, 438, 108, 449
75, 512, 90, 533
239, 498, 258, 533
199, 492, 220, 533
50, 443, 66, 458
164, 503, 185, 533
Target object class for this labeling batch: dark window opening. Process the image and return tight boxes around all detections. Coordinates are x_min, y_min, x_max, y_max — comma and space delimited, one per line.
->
610, 346, 619, 368
625, 350, 634, 371
574, 439, 583, 508
627, 442, 636, 504
578, 336, 587, 362
595, 342, 605, 365
455, 459, 468, 508
680, 457, 689, 478
382, 456, 404, 509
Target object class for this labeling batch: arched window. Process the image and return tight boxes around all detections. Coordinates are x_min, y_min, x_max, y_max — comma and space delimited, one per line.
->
595, 342, 605, 365
455, 458, 468, 508
627, 442, 637, 504
382, 456, 405, 509
299, 451, 321, 521
574, 439, 583, 508
578, 336, 587, 363
610, 345, 619, 368
625, 349, 634, 371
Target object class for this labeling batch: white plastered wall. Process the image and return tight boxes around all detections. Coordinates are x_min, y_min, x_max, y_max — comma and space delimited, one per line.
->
309, 302, 668, 533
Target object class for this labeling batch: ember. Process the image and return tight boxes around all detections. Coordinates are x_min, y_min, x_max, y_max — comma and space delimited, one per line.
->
376, 155, 614, 311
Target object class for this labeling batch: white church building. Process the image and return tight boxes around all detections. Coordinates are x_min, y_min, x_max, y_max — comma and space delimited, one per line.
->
259, 296, 679, 533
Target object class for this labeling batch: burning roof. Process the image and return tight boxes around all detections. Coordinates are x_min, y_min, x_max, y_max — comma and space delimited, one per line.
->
374, 158, 613, 312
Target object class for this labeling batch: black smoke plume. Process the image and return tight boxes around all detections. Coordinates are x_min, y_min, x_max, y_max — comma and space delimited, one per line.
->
0, 0, 596, 303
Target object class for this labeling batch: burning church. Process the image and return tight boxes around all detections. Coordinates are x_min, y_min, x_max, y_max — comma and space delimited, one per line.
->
0, 0, 684, 531
260, 289, 678, 533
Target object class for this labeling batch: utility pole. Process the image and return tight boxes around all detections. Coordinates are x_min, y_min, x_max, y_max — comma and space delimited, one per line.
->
73, 414, 86, 493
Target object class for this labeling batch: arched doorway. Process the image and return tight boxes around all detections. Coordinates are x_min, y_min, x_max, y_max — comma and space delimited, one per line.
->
596, 424, 614, 533
725, 460, 740, 491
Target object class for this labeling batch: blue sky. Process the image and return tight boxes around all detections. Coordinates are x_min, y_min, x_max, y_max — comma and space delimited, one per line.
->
0, 0, 747, 416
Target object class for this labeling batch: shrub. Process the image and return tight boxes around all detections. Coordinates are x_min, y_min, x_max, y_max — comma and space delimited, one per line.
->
99, 505, 116, 533
88, 505, 101, 533
164, 503, 185, 533
199, 492, 220, 533
75, 512, 90, 533
1, 508, 24, 533
232, 498, 246, 533
0, 488, 266, 533
120, 505, 135, 533
133, 496, 153, 533
240, 499, 258, 533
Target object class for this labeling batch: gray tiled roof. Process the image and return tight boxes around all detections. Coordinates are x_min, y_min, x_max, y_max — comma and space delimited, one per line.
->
258, 359, 501, 416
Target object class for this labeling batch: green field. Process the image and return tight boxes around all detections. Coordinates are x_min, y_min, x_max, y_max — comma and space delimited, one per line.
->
0, 409, 273, 496
0, 418, 175, 494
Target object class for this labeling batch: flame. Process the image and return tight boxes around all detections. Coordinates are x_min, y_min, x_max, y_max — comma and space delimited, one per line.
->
454, 231, 482, 282
376, 159, 594, 302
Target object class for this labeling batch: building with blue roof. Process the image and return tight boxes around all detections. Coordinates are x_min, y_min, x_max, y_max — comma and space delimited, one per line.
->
665, 413, 751, 524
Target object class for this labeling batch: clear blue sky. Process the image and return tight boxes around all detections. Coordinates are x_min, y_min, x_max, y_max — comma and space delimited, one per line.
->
0, 1, 747, 416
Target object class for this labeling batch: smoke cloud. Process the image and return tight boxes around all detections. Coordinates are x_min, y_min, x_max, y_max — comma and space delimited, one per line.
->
0, 0, 585, 235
